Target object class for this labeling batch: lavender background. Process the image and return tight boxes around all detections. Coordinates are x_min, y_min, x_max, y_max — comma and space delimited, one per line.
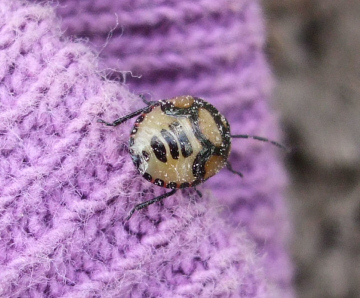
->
264, 2, 360, 298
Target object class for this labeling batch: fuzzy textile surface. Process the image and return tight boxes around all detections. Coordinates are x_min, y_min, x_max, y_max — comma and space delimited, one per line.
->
0, 0, 293, 297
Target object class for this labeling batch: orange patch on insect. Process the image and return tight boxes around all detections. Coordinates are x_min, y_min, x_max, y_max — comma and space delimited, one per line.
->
204, 155, 228, 180
198, 108, 223, 147
168, 95, 195, 109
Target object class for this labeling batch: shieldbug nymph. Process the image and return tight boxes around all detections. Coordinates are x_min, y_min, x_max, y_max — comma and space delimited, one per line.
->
98, 95, 286, 220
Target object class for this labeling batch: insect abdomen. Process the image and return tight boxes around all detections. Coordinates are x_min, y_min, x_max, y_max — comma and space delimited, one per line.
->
129, 96, 231, 189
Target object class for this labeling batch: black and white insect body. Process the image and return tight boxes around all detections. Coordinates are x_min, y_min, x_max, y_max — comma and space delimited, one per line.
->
129, 96, 231, 189
98, 95, 285, 220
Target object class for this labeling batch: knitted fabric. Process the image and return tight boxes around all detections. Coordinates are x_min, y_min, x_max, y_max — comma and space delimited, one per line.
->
0, 0, 293, 297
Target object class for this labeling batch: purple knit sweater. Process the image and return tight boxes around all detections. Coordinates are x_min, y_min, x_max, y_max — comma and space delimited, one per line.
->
0, 0, 293, 297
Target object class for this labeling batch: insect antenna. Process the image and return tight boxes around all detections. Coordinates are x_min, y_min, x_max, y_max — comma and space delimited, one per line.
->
227, 134, 288, 178
230, 134, 288, 151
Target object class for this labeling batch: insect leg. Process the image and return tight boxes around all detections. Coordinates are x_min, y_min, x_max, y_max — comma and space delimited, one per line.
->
97, 104, 156, 127
139, 93, 157, 106
226, 162, 243, 178
125, 189, 178, 220
193, 187, 202, 198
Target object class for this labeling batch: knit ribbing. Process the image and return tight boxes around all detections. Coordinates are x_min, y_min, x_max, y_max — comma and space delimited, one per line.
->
58, 0, 294, 296
0, 1, 286, 297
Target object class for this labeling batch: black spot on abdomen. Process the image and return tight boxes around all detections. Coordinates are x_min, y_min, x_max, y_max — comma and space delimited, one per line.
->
161, 129, 179, 159
169, 121, 193, 158
151, 136, 167, 163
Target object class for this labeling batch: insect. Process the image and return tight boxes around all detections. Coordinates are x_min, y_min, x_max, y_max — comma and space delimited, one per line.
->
98, 95, 286, 220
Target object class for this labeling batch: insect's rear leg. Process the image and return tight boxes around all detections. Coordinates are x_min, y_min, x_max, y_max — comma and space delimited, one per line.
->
226, 162, 243, 178
193, 187, 202, 198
